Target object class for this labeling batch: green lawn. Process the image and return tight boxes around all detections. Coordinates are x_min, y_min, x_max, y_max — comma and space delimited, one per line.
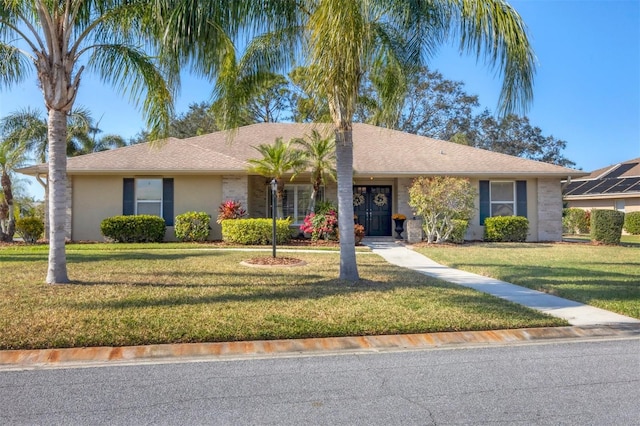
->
414, 242, 640, 319
564, 234, 640, 246
0, 243, 565, 350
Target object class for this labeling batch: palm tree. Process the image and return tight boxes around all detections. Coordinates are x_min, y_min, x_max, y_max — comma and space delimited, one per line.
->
0, 137, 29, 242
247, 138, 307, 218
1, 107, 127, 162
293, 130, 337, 214
0, 1, 182, 283
1, 107, 127, 240
230, 0, 535, 281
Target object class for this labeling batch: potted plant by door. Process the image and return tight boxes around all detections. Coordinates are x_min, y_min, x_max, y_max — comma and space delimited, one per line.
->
354, 224, 365, 245
392, 213, 406, 239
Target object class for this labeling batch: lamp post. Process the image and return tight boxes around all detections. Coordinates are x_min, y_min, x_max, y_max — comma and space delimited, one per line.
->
270, 179, 277, 258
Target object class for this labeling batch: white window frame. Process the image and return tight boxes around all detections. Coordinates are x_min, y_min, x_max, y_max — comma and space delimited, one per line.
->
267, 184, 323, 224
135, 178, 163, 217
490, 181, 516, 217
615, 199, 625, 212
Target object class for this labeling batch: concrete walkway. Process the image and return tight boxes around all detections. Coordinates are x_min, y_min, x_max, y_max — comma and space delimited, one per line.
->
365, 240, 640, 327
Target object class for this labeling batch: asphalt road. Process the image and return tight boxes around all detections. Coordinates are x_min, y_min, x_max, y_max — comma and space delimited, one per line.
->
1, 338, 639, 425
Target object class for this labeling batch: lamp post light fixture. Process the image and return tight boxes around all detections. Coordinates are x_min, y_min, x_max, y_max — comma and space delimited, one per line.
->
270, 178, 277, 258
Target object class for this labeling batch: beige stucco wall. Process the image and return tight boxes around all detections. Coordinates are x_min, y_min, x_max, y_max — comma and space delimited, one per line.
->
70, 173, 565, 242
174, 176, 223, 240
71, 176, 125, 241
71, 175, 223, 241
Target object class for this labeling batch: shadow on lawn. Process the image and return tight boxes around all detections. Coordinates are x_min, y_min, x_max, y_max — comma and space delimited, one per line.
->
0, 249, 228, 264
70, 272, 564, 326
69, 269, 328, 289
66, 250, 228, 263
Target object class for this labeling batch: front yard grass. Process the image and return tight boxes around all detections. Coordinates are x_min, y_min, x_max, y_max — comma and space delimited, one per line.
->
0, 243, 565, 350
414, 242, 640, 319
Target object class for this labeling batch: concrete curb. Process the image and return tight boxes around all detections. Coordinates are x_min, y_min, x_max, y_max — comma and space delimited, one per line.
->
2, 324, 639, 370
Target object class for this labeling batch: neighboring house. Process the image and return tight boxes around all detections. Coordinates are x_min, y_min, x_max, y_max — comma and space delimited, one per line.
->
563, 157, 640, 213
19, 122, 585, 242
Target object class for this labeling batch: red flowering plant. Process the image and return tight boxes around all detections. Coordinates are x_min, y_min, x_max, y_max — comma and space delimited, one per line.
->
300, 209, 338, 241
216, 200, 247, 224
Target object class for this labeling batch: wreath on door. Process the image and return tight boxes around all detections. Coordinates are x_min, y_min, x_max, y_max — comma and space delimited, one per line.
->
373, 193, 387, 207
353, 193, 365, 207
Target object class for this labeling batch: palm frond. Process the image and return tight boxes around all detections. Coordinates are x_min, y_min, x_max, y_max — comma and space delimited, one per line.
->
87, 43, 174, 139
0, 42, 30, 88
445, 0, 536, 115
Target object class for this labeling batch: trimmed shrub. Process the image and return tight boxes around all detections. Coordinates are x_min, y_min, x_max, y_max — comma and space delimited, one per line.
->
484, 216, 529, 242
175, 211, 211, 242
562, 208, 590, 234
590, 209, 624, 244
221, 218, 292, 245
100, 215, 166, 243
623, 211, 640, 235
15, 216, 44, 244
447, 219, 469, 244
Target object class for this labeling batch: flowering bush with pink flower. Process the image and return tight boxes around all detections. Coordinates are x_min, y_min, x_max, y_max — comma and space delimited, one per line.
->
300, 209, 338, 241
217, 200, 247, 224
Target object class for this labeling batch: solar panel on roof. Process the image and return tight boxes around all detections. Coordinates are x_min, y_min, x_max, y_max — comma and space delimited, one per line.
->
603, 178, 640, 194
576, 180, 608, 195
586, 180, 617, 194
624, 178, 640, 193
563, 180, 587, 196
603, 163, 638, 179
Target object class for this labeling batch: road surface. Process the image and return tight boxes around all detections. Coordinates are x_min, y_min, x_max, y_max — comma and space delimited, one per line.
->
2, 338, 638, 425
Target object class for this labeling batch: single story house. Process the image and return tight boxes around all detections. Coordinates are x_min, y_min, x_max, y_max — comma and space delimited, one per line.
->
563, 157, 640, 213
19, 122, 586, 242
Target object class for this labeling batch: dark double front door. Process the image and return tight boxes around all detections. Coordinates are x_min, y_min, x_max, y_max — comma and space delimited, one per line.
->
353, 186, 392, 237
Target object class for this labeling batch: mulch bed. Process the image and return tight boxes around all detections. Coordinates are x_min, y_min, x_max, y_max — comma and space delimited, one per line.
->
240, 256, 307, 268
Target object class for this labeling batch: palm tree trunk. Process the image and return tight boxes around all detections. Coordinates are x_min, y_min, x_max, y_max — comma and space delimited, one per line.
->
335, 127, 359, 282
276, 178, 284, 218
306, 188, 317, 215
46, 109, 70, 284
0, 171, 15, 241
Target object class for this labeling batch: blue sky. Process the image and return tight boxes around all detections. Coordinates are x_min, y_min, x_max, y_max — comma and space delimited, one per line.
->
1, 0, 639, 200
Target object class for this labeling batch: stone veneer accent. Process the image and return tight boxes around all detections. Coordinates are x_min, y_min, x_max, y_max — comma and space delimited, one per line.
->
536, 178, 563, 241
222, 176, 249, 212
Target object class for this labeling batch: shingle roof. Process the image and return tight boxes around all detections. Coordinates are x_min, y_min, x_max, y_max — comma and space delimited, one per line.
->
19, 122, 585, 178
564, 157, 640, 198
582, 158, 640, 180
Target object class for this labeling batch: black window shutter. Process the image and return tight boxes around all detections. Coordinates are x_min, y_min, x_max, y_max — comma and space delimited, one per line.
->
479, 180, 490, 224
123, 178, 134, 215
163, 178, 174, 226
516, 180, 527, 218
